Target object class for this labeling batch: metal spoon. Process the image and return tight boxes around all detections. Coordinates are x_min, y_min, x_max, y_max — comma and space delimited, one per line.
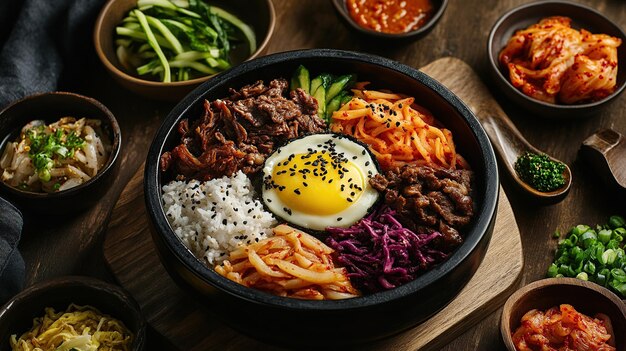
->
480, 113, 572, 203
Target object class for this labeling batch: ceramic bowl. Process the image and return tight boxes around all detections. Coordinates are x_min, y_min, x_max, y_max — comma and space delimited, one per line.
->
332, 0, 448, 40
487, 0, 626, 118
0, 92, 121, 214
501, 277, 626, 350
94, 0, 276, 101
144, 49, 499, 346
0, 276, 146, 350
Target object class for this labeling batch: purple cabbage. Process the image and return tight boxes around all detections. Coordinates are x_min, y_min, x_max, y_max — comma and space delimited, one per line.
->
325, 207, 447, 294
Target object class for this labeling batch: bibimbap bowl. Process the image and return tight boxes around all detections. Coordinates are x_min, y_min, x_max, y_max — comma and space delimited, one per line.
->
145, 49, 499, 345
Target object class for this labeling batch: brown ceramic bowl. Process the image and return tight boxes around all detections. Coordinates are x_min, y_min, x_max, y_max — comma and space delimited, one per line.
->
501, 278, 626, 350
487, 1, 626, 118
0, 276, 146, 350
94, 0, 276, 101
332, 0, 448, 40
0, 92, 121, 214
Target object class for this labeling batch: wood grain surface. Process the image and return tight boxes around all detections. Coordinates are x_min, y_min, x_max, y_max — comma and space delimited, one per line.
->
16, 1, 626, 350
102, 57, 524, 351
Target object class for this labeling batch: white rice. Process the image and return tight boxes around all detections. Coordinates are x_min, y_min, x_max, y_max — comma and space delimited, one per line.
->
162, 170, 276, 265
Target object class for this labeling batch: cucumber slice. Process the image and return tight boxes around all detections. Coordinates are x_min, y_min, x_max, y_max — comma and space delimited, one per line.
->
310, 77, 323, 97
313, 84, 327, 120
326, 74, 355, 101
294, 65, 310, 94
310, 74, 332, 95
325, 93, 345, 120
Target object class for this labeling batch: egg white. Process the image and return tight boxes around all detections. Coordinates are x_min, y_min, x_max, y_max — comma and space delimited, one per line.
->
262, 134, 380, 231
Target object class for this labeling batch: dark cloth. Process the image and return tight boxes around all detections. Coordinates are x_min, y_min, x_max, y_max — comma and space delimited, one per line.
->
0, 0, 106, 303
0, 0, 105, 108
0, 197, 24, 304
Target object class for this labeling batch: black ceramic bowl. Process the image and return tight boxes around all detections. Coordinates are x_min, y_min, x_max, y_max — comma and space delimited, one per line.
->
0, 276, 146, 350
144, 49, 499, 346
0, 92, 121, 214
331, 0, 448, 40
487, 1, 626, 118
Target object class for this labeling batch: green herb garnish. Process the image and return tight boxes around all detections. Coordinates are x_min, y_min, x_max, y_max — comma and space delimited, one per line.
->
547, 215, 626, 297
514, 152, 566, 192
25, 126, 85, 182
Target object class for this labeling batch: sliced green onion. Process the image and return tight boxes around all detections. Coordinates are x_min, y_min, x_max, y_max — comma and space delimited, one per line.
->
598, 229, 612, 244
609, 215, 625, 229
547, 263, 559, 277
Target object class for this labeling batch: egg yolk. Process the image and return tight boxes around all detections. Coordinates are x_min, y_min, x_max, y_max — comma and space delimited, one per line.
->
270, 152, 365, 216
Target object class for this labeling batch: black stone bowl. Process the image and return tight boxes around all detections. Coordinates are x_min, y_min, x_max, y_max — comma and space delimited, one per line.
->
0, 92, 121, 214
144, 49, 499, 346
0, 276, 146, 350
331, 0, 448, 41
487, 1, 626, 118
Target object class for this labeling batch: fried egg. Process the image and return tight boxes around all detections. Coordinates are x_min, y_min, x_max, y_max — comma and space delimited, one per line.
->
262, 133, 380, 231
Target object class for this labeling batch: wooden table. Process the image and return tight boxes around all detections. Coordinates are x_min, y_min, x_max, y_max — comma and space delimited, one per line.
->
17, 0, 626, 350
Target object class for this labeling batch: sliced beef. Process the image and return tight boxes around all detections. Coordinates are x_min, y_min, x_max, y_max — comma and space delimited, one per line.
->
160, 79, 325, 180
370, 164, 474, 251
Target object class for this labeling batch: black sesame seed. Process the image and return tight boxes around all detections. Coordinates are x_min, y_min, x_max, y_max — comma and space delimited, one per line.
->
222, 219, 227, 225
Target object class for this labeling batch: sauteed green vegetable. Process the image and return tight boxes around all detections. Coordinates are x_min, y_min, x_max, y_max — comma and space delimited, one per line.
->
115, 0, 256, 82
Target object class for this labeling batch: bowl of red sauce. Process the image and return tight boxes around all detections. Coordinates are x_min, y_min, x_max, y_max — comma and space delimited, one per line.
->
332, 0, 448, 40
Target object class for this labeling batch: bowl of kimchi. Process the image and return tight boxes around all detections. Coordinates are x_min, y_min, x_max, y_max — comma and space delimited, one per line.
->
487, 1, 626, 118
501, 278, 626, 351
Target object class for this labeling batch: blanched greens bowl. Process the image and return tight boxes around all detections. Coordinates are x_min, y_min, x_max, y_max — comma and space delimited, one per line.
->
94, 0, 275, 100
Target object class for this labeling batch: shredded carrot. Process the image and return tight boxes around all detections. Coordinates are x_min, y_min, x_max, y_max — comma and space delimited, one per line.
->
330, 87, 465, 169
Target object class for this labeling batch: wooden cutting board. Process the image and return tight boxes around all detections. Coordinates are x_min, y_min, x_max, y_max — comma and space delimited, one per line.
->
103, 57, 524, 351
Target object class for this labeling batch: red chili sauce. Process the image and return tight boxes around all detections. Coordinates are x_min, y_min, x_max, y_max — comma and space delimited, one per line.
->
346, 0, 434, 34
